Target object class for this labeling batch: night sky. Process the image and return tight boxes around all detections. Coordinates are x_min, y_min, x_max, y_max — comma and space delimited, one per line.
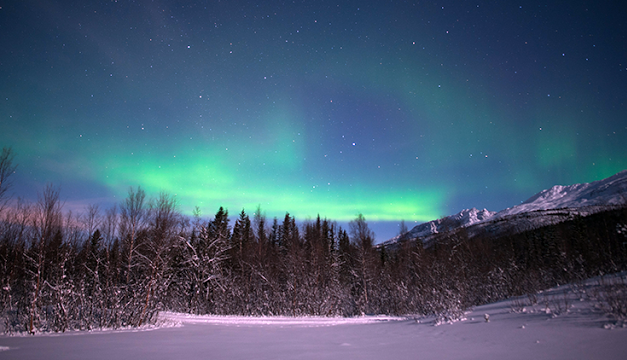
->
1, 1, 626, 241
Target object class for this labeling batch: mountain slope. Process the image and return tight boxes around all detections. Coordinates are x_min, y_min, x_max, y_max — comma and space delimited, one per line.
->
383, 208, 496, 246
386, 170, 627, 246
494, 169, 627, 218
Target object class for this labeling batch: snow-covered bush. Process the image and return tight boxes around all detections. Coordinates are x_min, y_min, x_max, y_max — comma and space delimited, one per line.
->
592, 275, 627, 320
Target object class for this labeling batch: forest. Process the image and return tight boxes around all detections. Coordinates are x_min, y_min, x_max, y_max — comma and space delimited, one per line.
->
1, 148, 627, 334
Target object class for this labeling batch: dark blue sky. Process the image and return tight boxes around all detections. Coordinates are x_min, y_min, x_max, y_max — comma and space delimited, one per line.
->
1, 1, 626, 240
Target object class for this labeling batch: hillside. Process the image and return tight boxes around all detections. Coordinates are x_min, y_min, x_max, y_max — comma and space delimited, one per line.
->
385, 170, 627, 247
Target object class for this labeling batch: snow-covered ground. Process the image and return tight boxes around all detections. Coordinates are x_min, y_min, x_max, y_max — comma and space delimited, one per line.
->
1, 277, 626, 360
162, 312, 404, 326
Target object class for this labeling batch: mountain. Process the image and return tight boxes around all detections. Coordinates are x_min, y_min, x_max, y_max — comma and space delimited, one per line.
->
384, 170, 627, 247
385, 208, 496, 245
494, 169, 627, 218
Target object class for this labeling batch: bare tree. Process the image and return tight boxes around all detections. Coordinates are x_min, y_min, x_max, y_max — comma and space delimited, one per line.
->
34, 184, 64, 246
1, 197, 33, 245
82, 204, 102, 238
137, 192, 179, 326
102, 204, 118, 245
25, 184, 63, 333
0, 146, 17, 215
0, 198, 33, 330
63, 210, 84, 247
119, 186, 146, 283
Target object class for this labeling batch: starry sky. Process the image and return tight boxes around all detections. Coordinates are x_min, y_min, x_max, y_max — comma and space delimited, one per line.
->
1, 1, 626, 241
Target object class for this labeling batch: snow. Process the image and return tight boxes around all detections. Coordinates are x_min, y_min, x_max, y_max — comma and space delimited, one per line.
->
1, 277, 625, 360
384, 170, 627, 246
495, 169, 627, 218
451, 207, 496, 226
162, 313, 403, 326
382, 208, 497, 247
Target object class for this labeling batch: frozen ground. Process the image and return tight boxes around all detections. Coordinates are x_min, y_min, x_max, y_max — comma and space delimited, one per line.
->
1, 279, 626, 360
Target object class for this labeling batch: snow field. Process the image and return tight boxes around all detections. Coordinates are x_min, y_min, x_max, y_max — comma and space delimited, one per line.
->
161, 312, 405, 326
1, 276, 626, 360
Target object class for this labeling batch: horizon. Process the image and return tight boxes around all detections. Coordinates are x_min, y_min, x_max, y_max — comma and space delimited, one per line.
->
3, 167, 624, 243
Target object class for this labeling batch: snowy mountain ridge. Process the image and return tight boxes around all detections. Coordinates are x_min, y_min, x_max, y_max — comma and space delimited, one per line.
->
384, 170, 627, 246
494, 169, 627, 218
385, 208, 496, 245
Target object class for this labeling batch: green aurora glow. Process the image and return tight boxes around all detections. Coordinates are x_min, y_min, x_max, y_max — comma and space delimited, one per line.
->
1, 1, 626, 239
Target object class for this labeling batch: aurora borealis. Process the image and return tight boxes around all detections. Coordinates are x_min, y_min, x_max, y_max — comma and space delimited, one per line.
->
1, 1, 626, 240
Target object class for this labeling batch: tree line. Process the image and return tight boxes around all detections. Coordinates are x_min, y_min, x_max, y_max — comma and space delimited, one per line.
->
1, 147, 626, 333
